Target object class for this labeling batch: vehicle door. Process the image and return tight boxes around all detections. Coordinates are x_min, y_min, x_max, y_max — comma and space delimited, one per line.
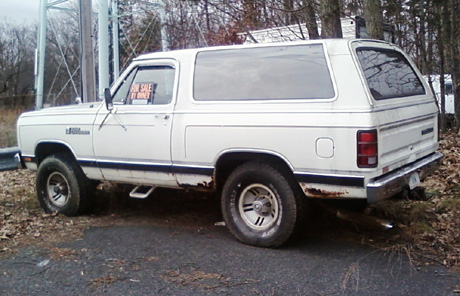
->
93, 59, 178, 186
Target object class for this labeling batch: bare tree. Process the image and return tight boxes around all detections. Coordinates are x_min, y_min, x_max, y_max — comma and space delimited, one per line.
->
0, 22, 36, 107
447, 0, 460, 131
319, 0, 342, 38
362, 0, 383, 40
302, 0, 320, 39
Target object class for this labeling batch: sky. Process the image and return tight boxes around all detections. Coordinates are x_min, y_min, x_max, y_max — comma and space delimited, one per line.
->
0, 0, 40, 24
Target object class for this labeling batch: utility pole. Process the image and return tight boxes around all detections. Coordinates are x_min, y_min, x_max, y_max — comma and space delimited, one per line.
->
112, 0, 120, 80
35, 0, 48, 110
98, 0, 110, 101
79, 0, 96, 102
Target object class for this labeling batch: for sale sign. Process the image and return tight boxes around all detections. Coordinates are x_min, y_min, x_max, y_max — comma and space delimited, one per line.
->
129, 83, 155, 100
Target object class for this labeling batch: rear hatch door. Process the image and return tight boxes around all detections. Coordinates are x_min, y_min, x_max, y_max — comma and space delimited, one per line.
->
352, 40, 439, 174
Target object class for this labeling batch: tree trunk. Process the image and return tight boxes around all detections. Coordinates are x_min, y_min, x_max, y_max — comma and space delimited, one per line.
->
320, 0, 342, 38
302, 0, 320, 39
362, 0, 384, 40
418, 3, 427, 73
204, 0, 210, 31
439, 2, 448, 132
284, 0, 294, 24
448, 0, 460, 132
242, 0, 259, 29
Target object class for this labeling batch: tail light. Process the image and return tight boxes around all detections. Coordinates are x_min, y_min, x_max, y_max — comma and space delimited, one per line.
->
357, 130, 378, 168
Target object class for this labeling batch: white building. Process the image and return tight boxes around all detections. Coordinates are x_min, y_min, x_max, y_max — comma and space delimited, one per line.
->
426, 75, 454, 114
241, 16, 395, 44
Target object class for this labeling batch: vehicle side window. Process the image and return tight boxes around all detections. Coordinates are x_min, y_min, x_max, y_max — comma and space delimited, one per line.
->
193, 44, 335, 101
356, 48, 425, 100
112, 66, 175, 105
112, 69, 137, 104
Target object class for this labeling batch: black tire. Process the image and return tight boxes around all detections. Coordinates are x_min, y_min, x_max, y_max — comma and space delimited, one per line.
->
221, 162, 303, 247
36, 154, 91, 216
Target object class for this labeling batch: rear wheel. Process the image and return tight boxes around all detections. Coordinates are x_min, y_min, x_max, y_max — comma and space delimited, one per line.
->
221, 162, 303, 247
36, 154, 91, 216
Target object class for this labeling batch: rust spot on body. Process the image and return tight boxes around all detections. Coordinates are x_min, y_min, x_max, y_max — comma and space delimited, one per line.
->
197, 180, 214, 188
303, 187, 348, 199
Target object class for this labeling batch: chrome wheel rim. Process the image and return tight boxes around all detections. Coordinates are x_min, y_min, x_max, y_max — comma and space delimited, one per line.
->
46, 172, 70, 207
238, 184, 279, 230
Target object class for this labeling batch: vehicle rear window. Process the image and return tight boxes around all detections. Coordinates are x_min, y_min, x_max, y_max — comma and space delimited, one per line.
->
356, 48, 425, 100
193, 44, 335, 101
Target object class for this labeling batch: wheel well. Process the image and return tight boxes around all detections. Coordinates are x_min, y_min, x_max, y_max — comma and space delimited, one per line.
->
214, 152, 294, 192
35, 143, 75, 165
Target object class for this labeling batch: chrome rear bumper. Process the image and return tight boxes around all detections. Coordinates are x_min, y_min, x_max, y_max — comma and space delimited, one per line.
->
367, 152, 443, 203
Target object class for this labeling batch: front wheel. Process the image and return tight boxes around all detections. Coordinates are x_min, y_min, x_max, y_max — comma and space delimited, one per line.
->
36, 154, 90, 216
221, 162, 303, 247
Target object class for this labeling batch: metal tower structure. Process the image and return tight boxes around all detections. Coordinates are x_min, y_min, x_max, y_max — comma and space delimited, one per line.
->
35, 0, 168, 110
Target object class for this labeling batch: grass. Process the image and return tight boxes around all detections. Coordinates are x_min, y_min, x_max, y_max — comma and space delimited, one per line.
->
373, 200, 430, 223
438, 196, 460, 212
0, 107, 26, 148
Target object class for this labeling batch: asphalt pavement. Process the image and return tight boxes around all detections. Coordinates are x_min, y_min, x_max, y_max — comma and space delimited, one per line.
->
0, 190, 458, 295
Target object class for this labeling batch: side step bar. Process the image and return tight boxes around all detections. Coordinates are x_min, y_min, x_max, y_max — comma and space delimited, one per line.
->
129, 185, 156, 199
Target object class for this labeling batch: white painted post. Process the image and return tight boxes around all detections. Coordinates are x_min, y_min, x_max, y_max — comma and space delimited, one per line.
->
111, 0, 120, 80
98, 0, 110, 100
80, 0, 97, 102
35, 0, 48, 110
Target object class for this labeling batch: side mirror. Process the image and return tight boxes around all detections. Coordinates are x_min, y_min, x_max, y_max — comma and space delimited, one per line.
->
104, 88, 113, 111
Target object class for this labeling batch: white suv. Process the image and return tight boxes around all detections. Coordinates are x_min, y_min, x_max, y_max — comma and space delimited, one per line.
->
17, 39, 442, 247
